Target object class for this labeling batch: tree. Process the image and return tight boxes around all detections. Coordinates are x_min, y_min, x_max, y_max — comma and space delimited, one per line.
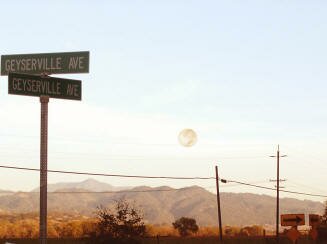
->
172, 217, 199, 237
94, 199, 146, 243
317, 201, 327, 242
321, 200, 327, 225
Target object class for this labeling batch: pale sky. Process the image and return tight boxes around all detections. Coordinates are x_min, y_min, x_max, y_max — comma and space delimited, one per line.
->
1, 1, 327, 202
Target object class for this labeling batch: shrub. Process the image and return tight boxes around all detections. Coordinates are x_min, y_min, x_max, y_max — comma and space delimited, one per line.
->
93, 199, 146, 243
172, 217, 199, 237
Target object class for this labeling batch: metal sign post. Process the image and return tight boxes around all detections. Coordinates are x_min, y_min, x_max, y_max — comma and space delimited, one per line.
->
40, 96, 49, 244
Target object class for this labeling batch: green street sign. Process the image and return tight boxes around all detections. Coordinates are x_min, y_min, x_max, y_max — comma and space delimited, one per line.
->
1, 51, 89, 75
8, 73, 82, 100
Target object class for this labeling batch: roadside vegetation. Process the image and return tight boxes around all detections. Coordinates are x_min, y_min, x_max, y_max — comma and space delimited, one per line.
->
0, 215, 266, 239
1, 200, 327, 243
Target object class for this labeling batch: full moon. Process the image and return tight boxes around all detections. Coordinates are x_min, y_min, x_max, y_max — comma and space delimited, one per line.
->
178, 129, 197, 147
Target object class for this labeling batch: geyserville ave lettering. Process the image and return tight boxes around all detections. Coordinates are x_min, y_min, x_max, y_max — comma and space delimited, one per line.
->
1, 51, 89, 75
8, 73, 82, 100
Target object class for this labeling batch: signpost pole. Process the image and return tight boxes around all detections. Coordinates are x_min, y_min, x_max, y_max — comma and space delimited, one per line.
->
215, 165, 223, 243
40, 96, 49, 244
3, 51, 88, 244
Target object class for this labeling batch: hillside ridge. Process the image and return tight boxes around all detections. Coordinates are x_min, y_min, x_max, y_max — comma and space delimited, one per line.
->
0, 179, 323, 226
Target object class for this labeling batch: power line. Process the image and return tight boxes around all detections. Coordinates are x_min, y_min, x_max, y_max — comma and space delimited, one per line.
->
1, 164, 327, 198
227, 179, 279, 191
226, 179, 327, 198
286, 180, 327, 194
0, 164, 215, 180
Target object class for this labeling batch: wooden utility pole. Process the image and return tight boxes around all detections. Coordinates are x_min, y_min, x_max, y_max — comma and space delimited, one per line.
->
215, 165, 223, 243
270, 145, 287, 244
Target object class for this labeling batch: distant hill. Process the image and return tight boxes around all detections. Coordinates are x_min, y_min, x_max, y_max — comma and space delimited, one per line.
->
31, 178, 129, 192
0, 179, 324, 226
0, 189, 14, 197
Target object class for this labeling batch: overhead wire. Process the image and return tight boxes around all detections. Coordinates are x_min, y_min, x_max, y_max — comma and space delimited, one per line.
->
225, 179, 327, 198
0, 164, 327, 198
0, 164, 215, 180
285, 180, 327, 195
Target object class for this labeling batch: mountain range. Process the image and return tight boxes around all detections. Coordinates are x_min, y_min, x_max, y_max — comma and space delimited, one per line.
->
0, 179, 324, 226
31, 178, 129, 192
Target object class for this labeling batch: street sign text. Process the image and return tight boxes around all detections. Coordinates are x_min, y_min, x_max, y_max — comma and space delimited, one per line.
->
8, 73, 81, 100
1, 51, 89, 75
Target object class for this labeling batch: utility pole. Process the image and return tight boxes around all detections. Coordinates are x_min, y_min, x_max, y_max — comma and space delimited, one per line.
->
215, 165, 223, 243
270, 145, 287, 244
